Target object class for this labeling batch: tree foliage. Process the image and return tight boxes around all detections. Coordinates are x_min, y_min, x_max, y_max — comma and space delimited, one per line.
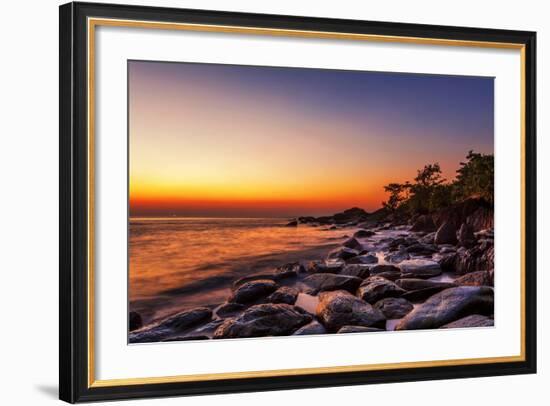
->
382, 151, 494, 214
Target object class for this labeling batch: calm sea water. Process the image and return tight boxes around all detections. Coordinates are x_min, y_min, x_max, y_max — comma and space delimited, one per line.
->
129, 217, 348, 323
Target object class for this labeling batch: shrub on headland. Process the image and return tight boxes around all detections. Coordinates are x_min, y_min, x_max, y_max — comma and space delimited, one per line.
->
382, 151, 494, 218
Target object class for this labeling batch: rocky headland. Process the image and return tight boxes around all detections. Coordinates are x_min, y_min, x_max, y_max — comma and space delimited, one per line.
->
129, 196, 495, 343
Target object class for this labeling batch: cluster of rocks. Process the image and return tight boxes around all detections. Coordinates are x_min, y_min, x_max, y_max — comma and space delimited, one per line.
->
129, 199, 495, 343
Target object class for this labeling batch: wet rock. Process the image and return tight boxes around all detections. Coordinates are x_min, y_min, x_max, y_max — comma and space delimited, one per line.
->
457, 223, 476, 248
188, 319, 225, 336
346, 253, 378, 265
337, 325, 383, 333
439, 245, 457, 254
410, 214, 437, 232
399, 259, 442, 278
354, 229, 375, 238
455, 271, 493, 287
396, 286, 494, 330
454, 244, 494, 275
129, 327, 173, 343
406, 243, 438, 256
129, 311, 143, 331
369, 264, 401, 281
163, 334, 209, 342
357, 276, 406, 304
340, 264, 371, 279
434, 221, 458, 245
441, 314, 494, 329
374, 297, 414, 318
267, 287, 299, 305
384, 250, 410, 264
342, 237, 363, 251
304, 273, 362, 294
213, 304, 312, 338
395, 278, 456, 291
229, 280, 278, 304
401, 286, 452, 302
327, 247, 359, 261
293, 320, 327, 335
275, 262, 304, 278
285, 219, 298, 227
307, 260, 344, 274
157, 307, 213, 331
316, 290, 386, 332
215, 302, 246, 318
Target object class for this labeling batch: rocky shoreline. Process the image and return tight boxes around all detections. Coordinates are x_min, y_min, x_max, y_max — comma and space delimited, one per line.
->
129, 197, 494, 343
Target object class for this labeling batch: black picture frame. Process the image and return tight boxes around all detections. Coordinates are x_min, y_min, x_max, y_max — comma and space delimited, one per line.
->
59, 1, 537, 403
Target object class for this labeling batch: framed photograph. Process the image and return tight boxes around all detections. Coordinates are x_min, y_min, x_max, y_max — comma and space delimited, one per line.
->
59, 2, 537, 403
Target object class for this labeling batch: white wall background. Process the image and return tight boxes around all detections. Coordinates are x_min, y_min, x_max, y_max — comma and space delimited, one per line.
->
0, 0, 546, 404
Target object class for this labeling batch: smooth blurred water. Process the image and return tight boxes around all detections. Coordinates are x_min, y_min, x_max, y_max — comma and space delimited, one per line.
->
129, 218, 347, 323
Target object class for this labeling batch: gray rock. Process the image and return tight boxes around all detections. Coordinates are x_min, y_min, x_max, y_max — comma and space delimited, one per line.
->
213, 304, 312, 338
267, 287, 299, 305
455, 271, 493, 287
303, 273, 362, 294
434, 221, 458, 245
396, 286, 494, 330
384, 250, 410, 264
410, 214, 437, 232
346, 253, 378, 265
129, 327, 173, 343
395, 278, 456, 291
374, 297, 414, 318
215, 302, 246, 318
399, 259, 442, 278
306, 260, 344, 274
457, 223, 476, 248
354, 229, 375, 238
157, 307, 213, 331
342, 237, 363, 251
316, 290, 386, 332
406, 243, 438, 255
229, 279, 278, 304
339, 264, 371, 279
292, 320, 327, 335
327, 247, 359, 261
337, 325, 383, 334
357, 276, 406, 304
441, 314, 494, 329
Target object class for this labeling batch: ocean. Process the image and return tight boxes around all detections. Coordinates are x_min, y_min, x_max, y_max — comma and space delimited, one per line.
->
129, 217, 349, 324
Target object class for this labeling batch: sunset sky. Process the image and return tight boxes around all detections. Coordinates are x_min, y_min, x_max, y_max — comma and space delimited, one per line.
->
129, 60, 493, 218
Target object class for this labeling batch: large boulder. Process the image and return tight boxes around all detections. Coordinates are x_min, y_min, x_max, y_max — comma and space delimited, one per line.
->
306, 260, 344, 274
342, 237, 363, 251
374, 297, 414, 319
157, 307, 213, 331
434, 221, 458, 245
332, 207, 370, 224
229, 280, 278, 304
267, 287, 299, 305
327, 247, 359, 261
457, 223, 476, 248
384, 250, 410, 264
395, 278, 456, 291
292, 320, 327, 335
303, 273, 362, 294
441, 314, 494, 329
455, 271, 494, 287
396, 286, 494, 330
454, 244, 494, 275
369, 264, 401, 281
215, 302, 246, 318
399, 259, 442, 278
340, 264, 371, 279
357, 276, 406, 304
346, 254, 378, 265
406, 243, 438, 256
213, 304, 312, 338
354, 229, 375, 238
432, 197, 493, 232
410, 214, 437, 232
129, 307, 213, 343
285, 219, 298, 227
316, 290, 386, 332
